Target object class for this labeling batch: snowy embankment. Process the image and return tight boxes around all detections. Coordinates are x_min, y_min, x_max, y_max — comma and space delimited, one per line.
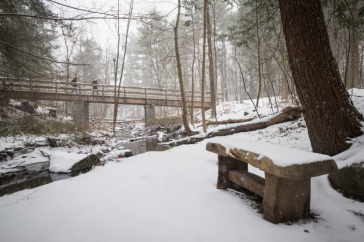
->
0, 90, 364, 242
0, 136, 95, 174
0, 134, 132, 174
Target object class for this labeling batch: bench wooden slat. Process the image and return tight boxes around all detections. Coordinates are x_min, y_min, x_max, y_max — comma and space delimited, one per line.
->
206, 142, 226, 155
230, 148, 338, 180
228, 170, 265, 197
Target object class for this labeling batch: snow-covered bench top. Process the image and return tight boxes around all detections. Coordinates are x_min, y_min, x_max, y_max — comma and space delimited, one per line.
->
206, 138, 338, 180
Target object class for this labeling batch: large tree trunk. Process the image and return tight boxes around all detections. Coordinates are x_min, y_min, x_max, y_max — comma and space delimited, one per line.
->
174, 0, 192, 135
279, 0, 363, 156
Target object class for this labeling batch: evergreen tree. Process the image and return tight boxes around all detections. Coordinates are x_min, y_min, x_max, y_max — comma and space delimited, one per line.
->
135, 10, 171, 89
72, 37, 104, 82
0, 0, 62, 78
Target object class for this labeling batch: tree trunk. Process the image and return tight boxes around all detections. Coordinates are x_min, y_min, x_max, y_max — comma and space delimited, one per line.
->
190, 12, 197, 126
213, 0, 218, 107
206, 1, 216, 118
201, 0, 208, 133
279, 0, 363, 156
360, 41, 364, 87
221, 41, 228, 102
174, 0, 192, 135
114, 0, 133, 125
346, 0, 359, 89
279, 25, 288, 101
255, 0, 262, 108
112, 0, 121, 136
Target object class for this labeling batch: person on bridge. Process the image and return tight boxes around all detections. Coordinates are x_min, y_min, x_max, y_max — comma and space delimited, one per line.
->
71, 77, 78, 94
92, 78, 98, 95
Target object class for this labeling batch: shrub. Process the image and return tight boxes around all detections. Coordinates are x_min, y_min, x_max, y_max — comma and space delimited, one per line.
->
148, 116, 182, 127
328, 162, 364, 201
0, 115, 85, 136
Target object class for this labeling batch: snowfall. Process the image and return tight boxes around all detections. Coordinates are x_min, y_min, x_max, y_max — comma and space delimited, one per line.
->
1, 90, 364, 242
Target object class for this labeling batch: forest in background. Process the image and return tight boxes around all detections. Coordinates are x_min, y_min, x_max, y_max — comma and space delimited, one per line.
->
1, 0, 364, 121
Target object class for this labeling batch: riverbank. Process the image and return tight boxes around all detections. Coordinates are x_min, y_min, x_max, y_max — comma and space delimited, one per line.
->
1, 115, 363, 241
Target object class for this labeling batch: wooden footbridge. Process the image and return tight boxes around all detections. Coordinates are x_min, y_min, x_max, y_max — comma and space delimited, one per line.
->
1, 78, 220, 108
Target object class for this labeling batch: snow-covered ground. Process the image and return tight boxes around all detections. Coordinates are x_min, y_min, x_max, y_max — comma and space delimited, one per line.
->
0, 90, 364, 242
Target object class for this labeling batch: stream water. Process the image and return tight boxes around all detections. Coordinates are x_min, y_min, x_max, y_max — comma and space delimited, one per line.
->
0, 131, 168, 196
123, 139, 169, 154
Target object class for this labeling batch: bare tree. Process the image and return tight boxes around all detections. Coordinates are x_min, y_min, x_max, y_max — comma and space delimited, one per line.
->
112, 0, 133, 135
201, 0, 208, 133
206, 2, 216, 118
174, 0, 192, 135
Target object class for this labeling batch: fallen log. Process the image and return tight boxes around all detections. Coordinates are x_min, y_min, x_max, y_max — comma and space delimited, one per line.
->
206, 117, 256, 125
166, 107, 302, 146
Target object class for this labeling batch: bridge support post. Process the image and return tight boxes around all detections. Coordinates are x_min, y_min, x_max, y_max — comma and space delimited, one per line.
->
144, 104, 155, 127
73, 100, 89, 128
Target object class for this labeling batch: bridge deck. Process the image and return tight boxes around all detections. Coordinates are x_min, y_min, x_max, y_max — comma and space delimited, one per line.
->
1, 78, 221, 108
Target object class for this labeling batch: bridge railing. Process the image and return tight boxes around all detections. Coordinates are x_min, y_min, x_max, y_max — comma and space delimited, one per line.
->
0, 78, 223, 104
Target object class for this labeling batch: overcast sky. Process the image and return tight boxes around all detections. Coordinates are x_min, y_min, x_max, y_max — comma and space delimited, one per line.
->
48, 0, 178, 49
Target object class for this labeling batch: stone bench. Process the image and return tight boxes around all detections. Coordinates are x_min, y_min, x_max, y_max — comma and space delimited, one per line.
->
206, 139, 338, 224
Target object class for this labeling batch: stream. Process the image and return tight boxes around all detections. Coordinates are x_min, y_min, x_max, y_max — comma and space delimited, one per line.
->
0, 131, 169, 197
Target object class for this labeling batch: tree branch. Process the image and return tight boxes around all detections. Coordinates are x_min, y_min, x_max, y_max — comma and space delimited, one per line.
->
0, 13, 143, 21
0, 41, 89, 66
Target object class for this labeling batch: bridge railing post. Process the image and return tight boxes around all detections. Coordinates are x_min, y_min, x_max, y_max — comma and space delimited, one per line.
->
144, 88, 147, 104
30, 79, 33, 94
102, 85, 105, 97
124, 86, 126, 103
165, 89, 167, 106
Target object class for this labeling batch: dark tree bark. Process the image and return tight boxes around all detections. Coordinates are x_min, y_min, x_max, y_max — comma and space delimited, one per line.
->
278, 0, 363, 156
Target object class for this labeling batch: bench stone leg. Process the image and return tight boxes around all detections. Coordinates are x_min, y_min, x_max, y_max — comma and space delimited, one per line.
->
263, 173, 311, 223
217, 155, 247, 190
